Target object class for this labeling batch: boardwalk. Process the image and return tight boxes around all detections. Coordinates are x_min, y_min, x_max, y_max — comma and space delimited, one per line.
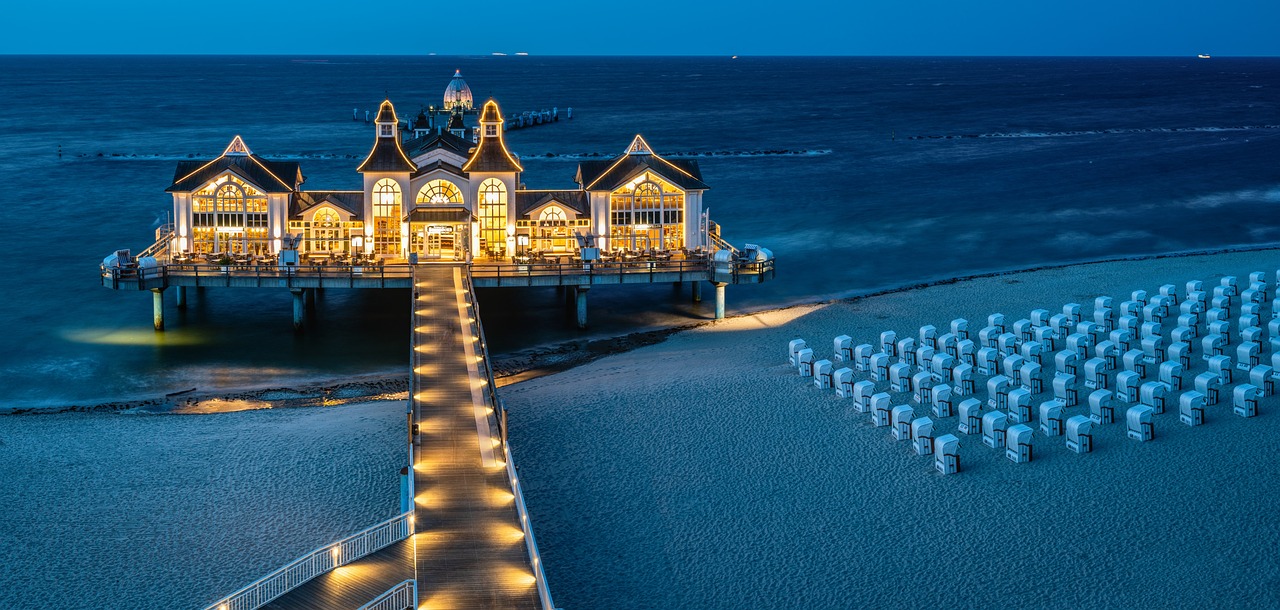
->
264, 264, 541, 609
410, 264, 541, 609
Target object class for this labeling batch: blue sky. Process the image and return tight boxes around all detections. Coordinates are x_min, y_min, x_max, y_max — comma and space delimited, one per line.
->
4, 0, 1277, 55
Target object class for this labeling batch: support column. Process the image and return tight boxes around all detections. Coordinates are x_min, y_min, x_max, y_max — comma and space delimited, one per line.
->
304, 287, 316, 312
576, 286, 589, 329
151, 288, 165, 331
691, 281, 702, 303
174, 286, 187, 310
714, 282, 727, 320
291, 288, 306, 331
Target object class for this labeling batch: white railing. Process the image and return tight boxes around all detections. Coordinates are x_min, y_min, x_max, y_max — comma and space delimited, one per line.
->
203, 511, 414, 610
462, 268, 555, 609
357, 579, 417, 610
502, 413, 556, 610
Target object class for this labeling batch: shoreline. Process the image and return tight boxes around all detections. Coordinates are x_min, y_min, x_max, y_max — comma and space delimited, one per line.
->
9, 242, 1278, 416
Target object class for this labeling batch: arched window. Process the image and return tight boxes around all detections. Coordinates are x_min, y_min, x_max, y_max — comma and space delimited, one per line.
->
609, 174, 685, 251
373, 178, 402, 255
539, 205, 566, 225
191, 175, 268, 254
417, 179, 463, 205
307, 208, 346, 252
479, 178, 507, 257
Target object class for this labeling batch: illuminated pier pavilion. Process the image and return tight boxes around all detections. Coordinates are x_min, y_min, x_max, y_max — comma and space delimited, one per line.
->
98, 94, 773, 609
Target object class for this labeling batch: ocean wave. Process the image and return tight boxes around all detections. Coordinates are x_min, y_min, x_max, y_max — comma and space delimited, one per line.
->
71, 149, 834, 162
907, 125, 1280, 140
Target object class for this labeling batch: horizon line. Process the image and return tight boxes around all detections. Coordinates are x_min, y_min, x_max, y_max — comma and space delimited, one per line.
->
0, 52, 1273, 59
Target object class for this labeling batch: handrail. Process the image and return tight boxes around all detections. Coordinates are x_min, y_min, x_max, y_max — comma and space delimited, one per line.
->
460, 267, 555, 610
503, 433, 555, 610
202, 510, 414, 610
357, 579, 417, 610
137, 230, 174, 261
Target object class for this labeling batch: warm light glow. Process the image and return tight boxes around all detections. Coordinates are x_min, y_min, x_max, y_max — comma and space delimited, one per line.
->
493, 524, 526, 544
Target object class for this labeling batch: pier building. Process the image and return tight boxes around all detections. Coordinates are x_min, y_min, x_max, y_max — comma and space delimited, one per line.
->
169, 98, 711, 263
99, 88, 773, 609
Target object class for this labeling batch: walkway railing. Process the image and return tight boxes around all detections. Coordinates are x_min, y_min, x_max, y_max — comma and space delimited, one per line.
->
356, 579, 417, 610
462, 268, 556, 610
202, 511, 414, 610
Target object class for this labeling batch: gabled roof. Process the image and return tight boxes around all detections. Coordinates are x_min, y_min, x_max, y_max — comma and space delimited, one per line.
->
463, 100, 523, 173
575, 136, 708, 192
411, 158, 468, 179
405, 130, 472, 158
166, 137, 303, 193
292, 191, 364, 219
515, 190, 588, 218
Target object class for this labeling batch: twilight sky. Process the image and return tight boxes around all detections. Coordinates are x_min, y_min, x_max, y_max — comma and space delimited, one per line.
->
3, 0, 1277, 56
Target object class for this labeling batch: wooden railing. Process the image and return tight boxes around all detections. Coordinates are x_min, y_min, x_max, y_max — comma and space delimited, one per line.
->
356, 579, 417, 610
202, 511, 414, 610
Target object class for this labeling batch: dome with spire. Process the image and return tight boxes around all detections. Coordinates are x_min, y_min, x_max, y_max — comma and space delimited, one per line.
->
442, 70, 473, 111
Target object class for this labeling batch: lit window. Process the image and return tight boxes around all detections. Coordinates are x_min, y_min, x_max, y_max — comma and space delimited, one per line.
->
485, 125, 497, 138
381, 124, 392, 137
416, 180, 463, 205
478, 179, 507, 256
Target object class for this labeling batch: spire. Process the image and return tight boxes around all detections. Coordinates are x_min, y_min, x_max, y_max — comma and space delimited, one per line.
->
625, 135, 653, 155
222, 135, 251, 156
463, 99, 523, 173
375, 99, 398, 125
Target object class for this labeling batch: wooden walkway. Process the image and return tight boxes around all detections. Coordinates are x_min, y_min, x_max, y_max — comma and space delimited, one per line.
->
259, 540, 414, 610
410, 265, 541, 609
264, 264, 540, 609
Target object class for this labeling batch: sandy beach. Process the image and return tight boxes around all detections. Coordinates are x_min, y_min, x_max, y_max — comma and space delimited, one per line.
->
0, 401, 404, 610
503, 249, 1280, 609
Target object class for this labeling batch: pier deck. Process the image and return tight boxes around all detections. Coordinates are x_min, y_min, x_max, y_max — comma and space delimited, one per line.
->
409, 264, 541, 608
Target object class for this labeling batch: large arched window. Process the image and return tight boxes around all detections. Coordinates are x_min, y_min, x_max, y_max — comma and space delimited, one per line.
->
191, 175, 268, 254
534, 205, 572, 253
479, 178, 507, 257
609, 173, 685, 251
373, 178, 402, 255
416, 179, 463, 205
307, 208, 346, 252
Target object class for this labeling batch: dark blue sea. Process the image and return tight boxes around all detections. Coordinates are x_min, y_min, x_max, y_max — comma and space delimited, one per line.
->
1, 55, 1279, 409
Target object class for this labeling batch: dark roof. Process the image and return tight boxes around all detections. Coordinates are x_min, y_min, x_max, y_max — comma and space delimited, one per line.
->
405, 207, 474, 223
412, 110, 430, 130
405, 130, 472, 159
515, 190, 588, 218
167, 154, 302, 193
575, 153, 708, 192
447, 113, 466, 131
375, 100, 397, 123
292, 191, 364, 219
478, 99, 501, 122
357, 135, 417, 173
411, 159, 467, 179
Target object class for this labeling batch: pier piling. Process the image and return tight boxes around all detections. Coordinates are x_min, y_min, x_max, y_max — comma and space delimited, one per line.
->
291, 288, 306, 331
174, 286, 186, 310
714, 282, 727, 320
692, 281, 702, 303
151, 288, 165, 330
576, 286, 589, 329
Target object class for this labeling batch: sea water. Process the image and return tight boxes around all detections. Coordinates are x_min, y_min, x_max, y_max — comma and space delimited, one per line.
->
1, 55, 1278, 409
